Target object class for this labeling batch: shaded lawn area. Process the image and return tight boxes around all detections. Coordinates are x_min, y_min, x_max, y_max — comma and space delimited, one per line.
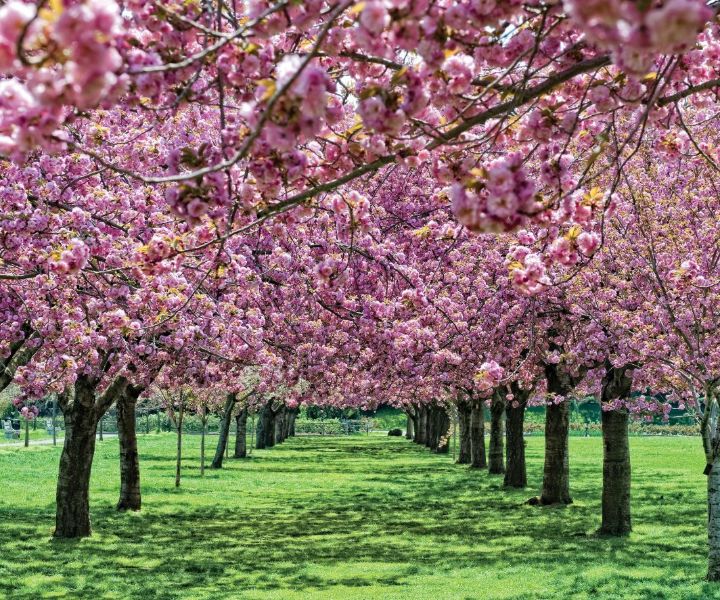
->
0, 432, 716, 599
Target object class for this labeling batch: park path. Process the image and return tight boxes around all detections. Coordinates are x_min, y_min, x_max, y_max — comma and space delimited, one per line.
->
0, 433, 117, 448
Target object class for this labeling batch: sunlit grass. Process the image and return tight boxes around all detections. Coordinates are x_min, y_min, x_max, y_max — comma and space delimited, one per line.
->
0, 432, 717, 599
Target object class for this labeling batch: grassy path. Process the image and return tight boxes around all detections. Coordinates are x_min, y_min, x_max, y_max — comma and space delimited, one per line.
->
0, 433, 716, 599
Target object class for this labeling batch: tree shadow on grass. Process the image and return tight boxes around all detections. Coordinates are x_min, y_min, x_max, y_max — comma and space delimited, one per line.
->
0, 434, 716, 599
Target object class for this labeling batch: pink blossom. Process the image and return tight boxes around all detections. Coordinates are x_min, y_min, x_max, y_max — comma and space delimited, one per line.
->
360, 1, 389, 35
577, 232, 601, 256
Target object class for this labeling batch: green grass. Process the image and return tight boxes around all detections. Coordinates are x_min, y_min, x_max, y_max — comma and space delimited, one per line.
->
369, 407, 407, 430
0, 433, 715, 599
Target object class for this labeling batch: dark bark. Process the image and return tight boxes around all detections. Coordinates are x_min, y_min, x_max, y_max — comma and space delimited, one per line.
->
489, 391, 505, 475
175, 400, 184, 488
282, 408, 291, 440
234, 407, 248, 458
600, 408, 631, 534
539, 357, 583, 505
117, 384, 143, 511
211, 393, 237, 469
435, 407, 450, 454
599, 363, 633, 535
262, 403, 275, 448
540, 400, 572, 505
288, 409, 297, 437
415, 406, 427, 445
200, 413, 207, 476
256, 405, 266, 449
426, 406, 435, 449
470, 400, 487, 469
274, 407, 285, 444
504, 386, 529, 489
54, 375, 127, 538
405, 412, 414, 440
0, 327, 41, 393
457, 400, 472, 464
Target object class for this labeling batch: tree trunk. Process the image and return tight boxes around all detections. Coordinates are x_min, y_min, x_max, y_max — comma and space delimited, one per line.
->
288, 409, 297, 437
405, 413, 414, 440
200, 416, 206, 476
504, 397, 527, 488
470, 401, 487, 469
457, 401, 472, 464
435, 407, 450, 454
54, 392, 97, 538
54, 375, 127, 538
415, 407, 427, 445
540, 401, 572, 505
708, 453, 720, 580
274, 407, 285, 444
281, 409, 289, 441
264, 406, 276, 448
211, 393, 237, 469
599, 362, 634, 534
234, 407, 248, 458
426, 406, 435, 449
489, 392, 505, 475
600, 408, 631, 535
175, 403, 184, 488
538, 354, 585, 505
256, 405, 266, 449
117, 385, 142, 511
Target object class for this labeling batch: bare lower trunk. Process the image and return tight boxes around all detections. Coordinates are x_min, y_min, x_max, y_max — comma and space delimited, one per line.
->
200, 417, 206, 476
288, 410, 297, 437
211, 393, 237, 469
600, 408, 631, 535
540, 402, 572, 505
274, 407, 285, 444
54, 376, 127, 538
282, 409, 291, 440
426, 406, 435, 449
234, 407, 248, 458
256, 405, 266, 449
415, 407, 427, 445
405, 413, 414, 440
489, 392, 505, 475
504, 397, 527, 488
708, 453, 720, 580
457, 401, 472, 464
435, 407, 450, 454
264, 406, 276, 448
117, 385, 142, 511
470, 402, 487, 469
175, 404, 184, 488
54, 396, 97, 538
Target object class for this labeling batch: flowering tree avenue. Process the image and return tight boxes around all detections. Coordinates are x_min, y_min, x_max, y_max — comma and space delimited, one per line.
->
590, 140, 720, 580
1, 1, 720, 586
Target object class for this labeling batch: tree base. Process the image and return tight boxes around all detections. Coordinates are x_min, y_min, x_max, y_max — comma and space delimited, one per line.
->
708, 569, 720, 582
597, 526, 631, 537
53, 521, 91, 539
116, 499, 141, 512
527, 495, 573, 506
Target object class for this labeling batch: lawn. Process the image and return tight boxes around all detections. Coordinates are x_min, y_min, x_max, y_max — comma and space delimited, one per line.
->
0, 432, 715, 599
